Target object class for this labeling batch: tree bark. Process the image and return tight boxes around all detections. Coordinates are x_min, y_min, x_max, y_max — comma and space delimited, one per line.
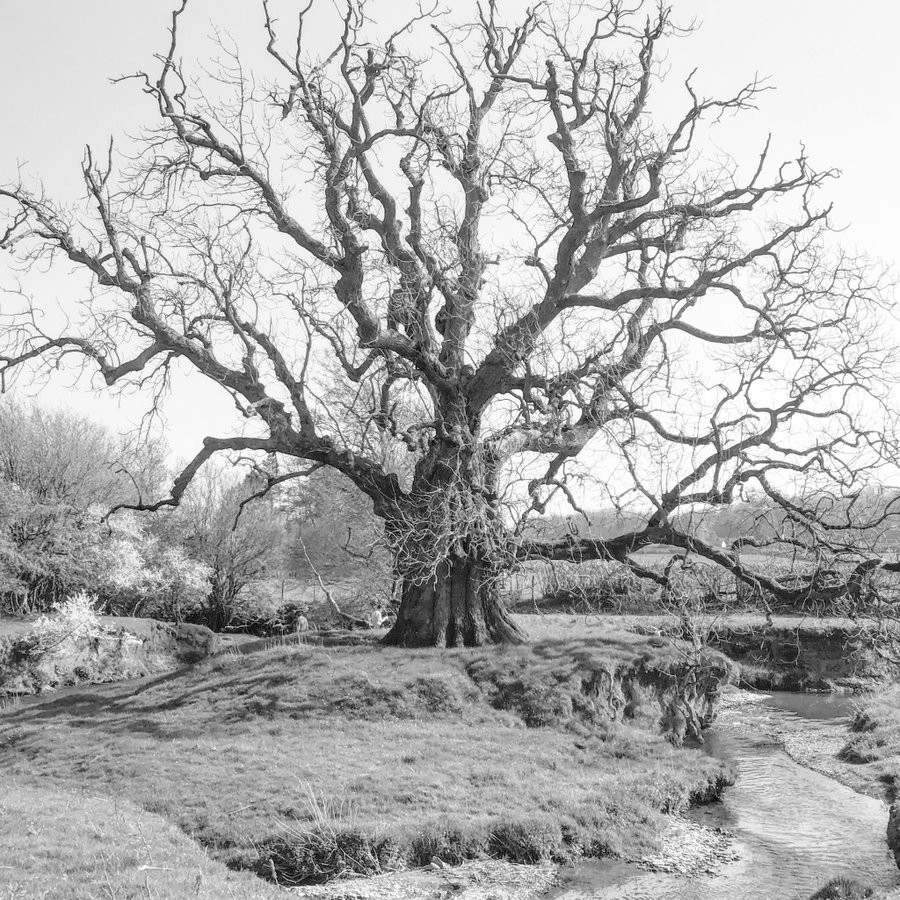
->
383, 556, 526, 648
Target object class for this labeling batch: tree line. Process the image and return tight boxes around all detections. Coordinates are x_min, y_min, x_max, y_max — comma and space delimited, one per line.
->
0, 401, 386, 629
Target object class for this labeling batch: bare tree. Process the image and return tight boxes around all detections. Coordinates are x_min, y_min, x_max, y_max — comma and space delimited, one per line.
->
170, 467, 286, 630
1, 1, 897, 646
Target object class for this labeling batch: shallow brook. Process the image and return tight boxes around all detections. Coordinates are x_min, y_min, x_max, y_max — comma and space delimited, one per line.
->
550, 692, 900, 900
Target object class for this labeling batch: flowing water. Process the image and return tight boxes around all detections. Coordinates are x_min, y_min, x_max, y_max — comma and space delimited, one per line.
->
550, 692, 900, 900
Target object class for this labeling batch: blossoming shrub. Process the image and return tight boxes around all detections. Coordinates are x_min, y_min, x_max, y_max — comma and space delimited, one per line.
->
16, 591, 101, 659
93, 513, 211, 620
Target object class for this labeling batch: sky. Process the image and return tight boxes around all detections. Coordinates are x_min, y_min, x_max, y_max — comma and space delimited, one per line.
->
0, 0, 898, 459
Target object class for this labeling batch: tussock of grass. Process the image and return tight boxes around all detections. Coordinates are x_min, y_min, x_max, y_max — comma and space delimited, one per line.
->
408, 820, 489, 867
840, 684, 900, 778
0, 630, 732, 889
808, 876, 874, 899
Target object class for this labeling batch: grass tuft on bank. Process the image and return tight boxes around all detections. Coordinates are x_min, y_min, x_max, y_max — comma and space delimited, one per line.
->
808, 877, 874, 899
0, 629, 732, 893
840, 684, 900, 787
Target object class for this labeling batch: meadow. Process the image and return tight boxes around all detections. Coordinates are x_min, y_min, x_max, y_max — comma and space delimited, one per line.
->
0, 621, 732, 898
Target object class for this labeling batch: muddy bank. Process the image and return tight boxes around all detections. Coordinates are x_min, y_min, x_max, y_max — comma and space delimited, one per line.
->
0, 616, 221, 696
573, 612, 899, 692
706, 619, 899, 691
463, 635, 735, 743
287, 859, 558, 900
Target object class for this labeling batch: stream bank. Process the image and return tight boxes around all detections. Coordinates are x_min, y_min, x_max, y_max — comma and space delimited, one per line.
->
549, 689, 900, 900
555, 613, 899, 692
0, 615, 222, 696
705, 618, 900, 691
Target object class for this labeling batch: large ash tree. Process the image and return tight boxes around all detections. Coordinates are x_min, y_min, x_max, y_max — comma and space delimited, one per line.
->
1, 1, 896, 646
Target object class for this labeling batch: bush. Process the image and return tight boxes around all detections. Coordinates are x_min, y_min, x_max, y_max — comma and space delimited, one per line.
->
808, 878, 874, 900
17, 592, 101, 659
0, 401, 170, 614
96, 514, 211, 620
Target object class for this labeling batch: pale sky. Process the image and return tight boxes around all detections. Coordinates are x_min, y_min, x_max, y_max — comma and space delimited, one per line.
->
0, 1, 898, 458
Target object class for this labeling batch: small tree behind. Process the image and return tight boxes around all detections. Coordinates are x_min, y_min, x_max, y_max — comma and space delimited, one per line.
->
170, 468, 287, 630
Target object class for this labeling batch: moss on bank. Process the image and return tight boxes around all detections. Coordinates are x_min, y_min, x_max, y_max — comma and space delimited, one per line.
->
0, 629, 732, 891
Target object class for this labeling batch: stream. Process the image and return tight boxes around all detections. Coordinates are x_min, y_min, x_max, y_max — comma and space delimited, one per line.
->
550, 691, 900, 899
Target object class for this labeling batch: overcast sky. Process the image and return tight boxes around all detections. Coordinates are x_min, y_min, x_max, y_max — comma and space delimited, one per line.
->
1, 0, 898, 457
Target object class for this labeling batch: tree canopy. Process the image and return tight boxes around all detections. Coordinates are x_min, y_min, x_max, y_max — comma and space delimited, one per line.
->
1, 0, 897, 645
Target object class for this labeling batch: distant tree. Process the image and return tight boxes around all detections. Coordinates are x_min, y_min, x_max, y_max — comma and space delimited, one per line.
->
284, 466, 387, 578
0, 402, 130, 509
169, 467, 287, 630
1, 1, 897, 644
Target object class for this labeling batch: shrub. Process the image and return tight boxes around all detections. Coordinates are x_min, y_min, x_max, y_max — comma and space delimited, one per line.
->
96, 516, 211, 620
17, 592, 101, 659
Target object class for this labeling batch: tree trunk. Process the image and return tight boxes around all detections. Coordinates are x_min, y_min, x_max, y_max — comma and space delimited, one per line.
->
383, 556, 526, 648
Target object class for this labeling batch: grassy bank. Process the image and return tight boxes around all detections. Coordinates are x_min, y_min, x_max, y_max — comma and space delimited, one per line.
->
840, 684, 900, 792
829, 683, 900, 885
0, 627, 732, 896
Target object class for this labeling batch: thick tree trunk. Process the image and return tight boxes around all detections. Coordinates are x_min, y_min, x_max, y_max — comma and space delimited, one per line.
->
383, 556, 526, 648
381, 414, 527, 648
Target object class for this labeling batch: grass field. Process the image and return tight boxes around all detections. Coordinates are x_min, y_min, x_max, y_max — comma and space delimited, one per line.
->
0, 625, 731, 897
0, 777, 283, 900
